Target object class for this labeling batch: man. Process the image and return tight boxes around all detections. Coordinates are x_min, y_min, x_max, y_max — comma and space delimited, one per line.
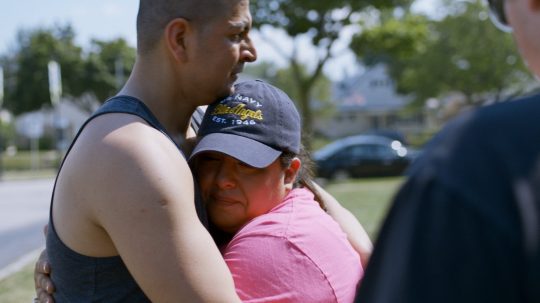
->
35, 1, 371, 302
37, 0, 255, 301
355, 0, 540, 302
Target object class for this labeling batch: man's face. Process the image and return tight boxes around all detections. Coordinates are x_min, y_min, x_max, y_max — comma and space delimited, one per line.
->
195, 151, 288, 233
188, 0, 257, 103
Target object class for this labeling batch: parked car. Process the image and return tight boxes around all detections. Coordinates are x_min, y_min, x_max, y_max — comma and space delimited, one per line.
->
363, 129, 409, 146
313, 135, 415, 179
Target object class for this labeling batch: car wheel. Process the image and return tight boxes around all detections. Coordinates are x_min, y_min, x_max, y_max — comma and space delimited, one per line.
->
332, 169, 350, 181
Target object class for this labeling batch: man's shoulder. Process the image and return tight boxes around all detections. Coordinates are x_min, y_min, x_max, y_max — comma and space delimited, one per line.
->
405, 93, 540, 214
473, 93, 540, 131
418, 93, 540, 166
63, 112, 191, 201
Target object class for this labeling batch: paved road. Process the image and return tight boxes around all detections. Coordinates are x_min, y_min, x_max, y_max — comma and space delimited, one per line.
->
0, 178, 54, 277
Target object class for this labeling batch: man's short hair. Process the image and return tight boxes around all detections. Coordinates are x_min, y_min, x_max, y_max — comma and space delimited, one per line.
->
136, 0, 229, 54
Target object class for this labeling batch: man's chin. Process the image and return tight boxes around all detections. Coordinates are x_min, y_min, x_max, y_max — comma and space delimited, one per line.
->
217, 85, 235, 99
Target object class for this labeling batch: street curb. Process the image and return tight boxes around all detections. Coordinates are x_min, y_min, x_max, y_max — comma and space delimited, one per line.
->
0, 247, 43, 281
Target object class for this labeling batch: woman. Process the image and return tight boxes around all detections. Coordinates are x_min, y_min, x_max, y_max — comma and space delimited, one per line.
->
189, 80, 363, 302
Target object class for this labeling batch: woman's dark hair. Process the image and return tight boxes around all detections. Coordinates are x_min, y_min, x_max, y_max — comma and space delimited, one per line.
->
280, 145, 325, 210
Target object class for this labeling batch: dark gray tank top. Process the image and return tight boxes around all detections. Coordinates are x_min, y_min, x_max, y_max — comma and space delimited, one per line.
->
46, 96, 207, 302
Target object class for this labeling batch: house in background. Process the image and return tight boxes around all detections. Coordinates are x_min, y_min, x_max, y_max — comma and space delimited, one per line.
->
316, 64, 423, 140
14, 97, 99, 150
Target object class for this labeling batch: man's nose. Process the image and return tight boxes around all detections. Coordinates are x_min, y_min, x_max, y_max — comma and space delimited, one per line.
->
241, 36, 257, 63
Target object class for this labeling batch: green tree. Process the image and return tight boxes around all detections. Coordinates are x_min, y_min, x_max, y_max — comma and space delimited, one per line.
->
84, 38, 136, 101
250, 0, 410, 150
4, 24, 85, 115
1, 25, 137, 115
245, 61, 334, 120
352, 0, 532, 109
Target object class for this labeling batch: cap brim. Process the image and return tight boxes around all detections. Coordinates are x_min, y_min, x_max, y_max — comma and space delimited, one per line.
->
189, 133, 282, 168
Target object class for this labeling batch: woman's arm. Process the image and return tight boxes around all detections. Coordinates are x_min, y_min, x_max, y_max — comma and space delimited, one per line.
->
312, 182, 373, 269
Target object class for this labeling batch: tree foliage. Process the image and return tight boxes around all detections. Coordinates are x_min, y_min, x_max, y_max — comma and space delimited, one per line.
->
250, 0, 411, 150
352, 0, 532, 108
1, 24, 136, 115
245, 61, 334, 117
84, 38, 136, 101
3, 24, 84, 115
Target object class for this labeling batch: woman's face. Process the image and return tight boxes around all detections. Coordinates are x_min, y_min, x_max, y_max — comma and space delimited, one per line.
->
195, 151, 298, 233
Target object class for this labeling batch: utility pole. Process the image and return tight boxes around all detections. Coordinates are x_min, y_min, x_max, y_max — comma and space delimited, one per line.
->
48, 60, 64, 158
48, 60, 62, 107
0, 67, 4, 180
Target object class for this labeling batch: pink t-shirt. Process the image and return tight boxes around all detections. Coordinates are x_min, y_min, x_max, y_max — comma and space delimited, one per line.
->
222, 188, 363, 303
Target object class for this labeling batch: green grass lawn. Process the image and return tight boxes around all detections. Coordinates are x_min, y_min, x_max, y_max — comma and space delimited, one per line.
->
0, 177, 404, 301
1, 150, 61, 171
325, 177, 403, 239
0, 263, 35, 302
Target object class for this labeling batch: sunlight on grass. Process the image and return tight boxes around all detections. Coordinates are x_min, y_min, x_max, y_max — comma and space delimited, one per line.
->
325, 177, 404, 239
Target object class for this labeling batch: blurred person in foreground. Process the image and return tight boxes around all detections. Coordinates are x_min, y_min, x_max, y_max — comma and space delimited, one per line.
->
355, 0, 540, 302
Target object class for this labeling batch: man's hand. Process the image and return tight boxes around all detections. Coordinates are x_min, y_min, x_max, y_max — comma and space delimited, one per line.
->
34, 225, 54, 303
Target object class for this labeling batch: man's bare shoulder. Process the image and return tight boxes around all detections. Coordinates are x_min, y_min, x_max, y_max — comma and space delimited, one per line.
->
52, 113, 196, 256
73, 113, 185, 166
60, 112, 195, 215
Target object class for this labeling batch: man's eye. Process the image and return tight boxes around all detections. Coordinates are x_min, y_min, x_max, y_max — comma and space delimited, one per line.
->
231, 31, 246, 42
231, 34, 241, 41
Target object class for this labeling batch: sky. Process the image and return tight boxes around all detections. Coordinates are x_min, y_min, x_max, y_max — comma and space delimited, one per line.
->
0, 0, 436, 81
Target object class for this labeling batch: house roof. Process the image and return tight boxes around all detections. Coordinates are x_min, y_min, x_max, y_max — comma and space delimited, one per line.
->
333, 64, 411, 112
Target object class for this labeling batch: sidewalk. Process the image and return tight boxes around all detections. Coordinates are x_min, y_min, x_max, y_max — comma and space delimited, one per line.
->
0, 176, 55, 280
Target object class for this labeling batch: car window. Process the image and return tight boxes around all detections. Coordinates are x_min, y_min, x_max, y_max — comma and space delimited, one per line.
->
374, 145, 398, 158
314, 140, 346, 159
349, 144, 377, 159
330, 147, 351, 160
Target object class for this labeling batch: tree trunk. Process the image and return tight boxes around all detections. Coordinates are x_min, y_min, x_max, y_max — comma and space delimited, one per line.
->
298, 88, 313, 152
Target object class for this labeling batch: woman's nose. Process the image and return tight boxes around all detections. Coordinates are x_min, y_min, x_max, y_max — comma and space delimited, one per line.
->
215, 163, 237, 189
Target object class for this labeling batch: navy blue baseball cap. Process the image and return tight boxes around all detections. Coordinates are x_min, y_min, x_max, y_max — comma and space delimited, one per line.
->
189, 80, 301, 168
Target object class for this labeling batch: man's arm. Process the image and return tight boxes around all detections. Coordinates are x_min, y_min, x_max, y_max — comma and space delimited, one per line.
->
38, 115, 241, 302
34, 112, 229, 303
312, 182, 373, 269
88, 120, 240, 302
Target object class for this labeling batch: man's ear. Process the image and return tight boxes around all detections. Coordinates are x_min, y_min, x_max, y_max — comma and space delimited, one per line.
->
164, 18, 190, 62
284, 157, 301, 190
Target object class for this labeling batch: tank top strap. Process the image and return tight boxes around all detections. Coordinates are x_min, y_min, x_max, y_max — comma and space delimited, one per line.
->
95, 95, 179, 151
51, 95, 208, 227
